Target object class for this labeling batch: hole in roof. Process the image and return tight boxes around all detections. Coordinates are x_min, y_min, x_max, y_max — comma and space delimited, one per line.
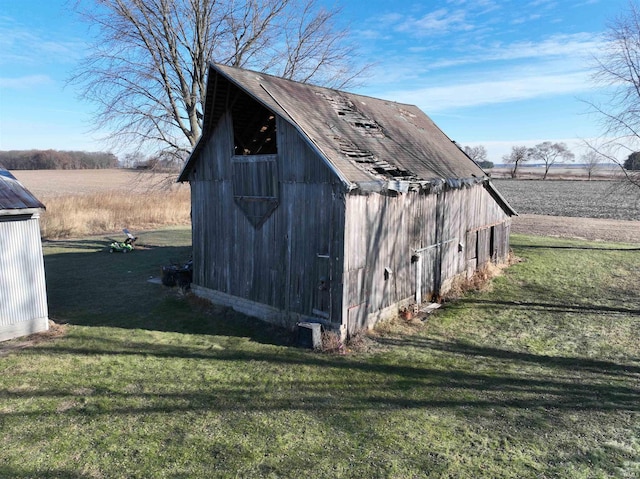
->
317, 92, 385, 138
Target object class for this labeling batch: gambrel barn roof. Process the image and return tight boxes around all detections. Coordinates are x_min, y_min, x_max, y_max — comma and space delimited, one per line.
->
0, 170, 45, 214
180, 63, 514, 212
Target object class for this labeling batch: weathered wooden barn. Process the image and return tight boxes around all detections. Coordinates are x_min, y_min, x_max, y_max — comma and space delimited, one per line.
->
0, 170, 49, 341
179, 63, 516, 337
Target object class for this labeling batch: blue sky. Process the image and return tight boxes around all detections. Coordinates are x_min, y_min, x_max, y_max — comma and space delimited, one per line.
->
0, 0, 631, 162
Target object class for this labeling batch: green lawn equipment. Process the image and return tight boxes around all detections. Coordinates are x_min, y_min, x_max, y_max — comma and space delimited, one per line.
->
109, 229, 137, 253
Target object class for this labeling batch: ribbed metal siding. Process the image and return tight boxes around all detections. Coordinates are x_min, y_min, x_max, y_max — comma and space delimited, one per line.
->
0, 215, 49, 330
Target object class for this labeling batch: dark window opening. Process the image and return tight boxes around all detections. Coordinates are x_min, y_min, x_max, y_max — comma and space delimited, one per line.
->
229, 94, 280, 227
232, 99, 277, 155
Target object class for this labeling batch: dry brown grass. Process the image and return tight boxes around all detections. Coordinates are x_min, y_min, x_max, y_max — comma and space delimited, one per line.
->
8, 169, 191, 239
40, 189, 191, 239
320, 330, 345, 354
320, 329, 376, 354
372, 314, 426, 337
443, 254, 520, 302
0, 320, 68, 358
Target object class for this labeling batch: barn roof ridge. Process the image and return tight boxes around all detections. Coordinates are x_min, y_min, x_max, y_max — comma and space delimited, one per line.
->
179, 63, 494, 195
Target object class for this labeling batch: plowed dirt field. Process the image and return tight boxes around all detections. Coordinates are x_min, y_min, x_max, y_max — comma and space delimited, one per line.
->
493, 179, 640, 243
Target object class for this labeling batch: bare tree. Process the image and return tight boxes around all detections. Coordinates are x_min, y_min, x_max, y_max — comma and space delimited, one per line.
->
589, 0, 640, 189
502, 145, 531, 179
463, 145, 488, 164
529, 141, 574, 179
581, 150, 603, 180
71, 0, 366, 162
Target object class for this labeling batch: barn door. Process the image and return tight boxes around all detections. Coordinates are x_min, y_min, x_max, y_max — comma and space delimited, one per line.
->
414, 240, 451, 303
414, 192, 446, 303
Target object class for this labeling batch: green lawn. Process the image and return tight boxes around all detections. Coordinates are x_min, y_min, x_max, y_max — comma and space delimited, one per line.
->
1, 230, 639, 478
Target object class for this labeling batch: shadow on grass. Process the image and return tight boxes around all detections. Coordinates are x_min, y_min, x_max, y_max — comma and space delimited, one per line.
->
515, 244, 640, 251
40, 235, 640, 410
44, 238, 114, 251
6, 338, 640, 416
43, 237, 292, 347
460, 298, 640, 316
3, 340, 638, 479
0, 467, 91, 479
374, 336, 640, 378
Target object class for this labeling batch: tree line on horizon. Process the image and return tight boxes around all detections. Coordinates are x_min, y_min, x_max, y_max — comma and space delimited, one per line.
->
0, 150, 119, 170
464, 142, 609, 180
57, 0, 640, 192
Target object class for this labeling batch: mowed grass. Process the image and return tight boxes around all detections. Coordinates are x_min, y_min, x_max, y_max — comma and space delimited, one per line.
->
0, 230, 639, 478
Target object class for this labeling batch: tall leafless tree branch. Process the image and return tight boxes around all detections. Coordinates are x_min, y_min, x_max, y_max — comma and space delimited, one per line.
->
588, 0, 640, 189
70, 0, 368, 162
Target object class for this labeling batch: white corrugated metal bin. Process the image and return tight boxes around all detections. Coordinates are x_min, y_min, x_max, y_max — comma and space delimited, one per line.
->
0, 171, 49, 341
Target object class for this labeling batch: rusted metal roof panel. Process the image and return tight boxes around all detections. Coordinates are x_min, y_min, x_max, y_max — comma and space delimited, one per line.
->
0, 170, 46, 212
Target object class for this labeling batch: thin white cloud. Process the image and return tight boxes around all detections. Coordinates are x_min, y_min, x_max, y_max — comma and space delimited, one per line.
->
357, 19, 608, 112
529, 0, 558, 7
511, 14, 542, 25
362, 6, 479, 39
429, 33, 603, 69
394, 8, 474, 36
365, 1, 585, 44
0, 74, 52, 89
382, 71, 593, 111
572, 0, 600, 6
0, 18, 85, 66
445, 0, 500, 11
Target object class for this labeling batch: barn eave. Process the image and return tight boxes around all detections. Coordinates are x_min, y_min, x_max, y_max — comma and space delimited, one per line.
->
0, 208, 43, 217
485, 180, 518, 216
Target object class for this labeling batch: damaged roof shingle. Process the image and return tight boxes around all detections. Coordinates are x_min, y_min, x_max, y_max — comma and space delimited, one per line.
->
180, 63, 487, 190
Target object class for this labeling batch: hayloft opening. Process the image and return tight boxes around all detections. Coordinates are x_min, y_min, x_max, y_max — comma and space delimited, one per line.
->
232, 98, 277, 155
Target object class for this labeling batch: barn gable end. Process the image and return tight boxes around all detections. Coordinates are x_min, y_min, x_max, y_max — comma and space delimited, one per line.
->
186, 95, 346, 327
181, 64, 515, 337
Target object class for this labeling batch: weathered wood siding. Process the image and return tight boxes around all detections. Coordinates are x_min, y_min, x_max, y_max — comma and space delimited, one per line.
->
343, 184, 511, 333
188, 108, 511, 335
188, 112, 345, 324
